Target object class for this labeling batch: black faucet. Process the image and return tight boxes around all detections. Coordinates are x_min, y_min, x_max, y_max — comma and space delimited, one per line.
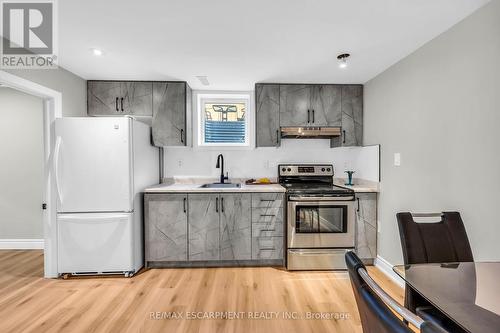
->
216, 154, 229, 184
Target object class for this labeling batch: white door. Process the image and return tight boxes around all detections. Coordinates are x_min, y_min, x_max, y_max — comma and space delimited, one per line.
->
55, 117, 133, 212
57, 213, 134, 273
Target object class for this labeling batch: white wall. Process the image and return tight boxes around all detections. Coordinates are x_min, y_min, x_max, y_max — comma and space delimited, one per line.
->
164, 141, 379, 181
0, 88, 44, 239
364, 1, 500, 264
4, 67, 86, 117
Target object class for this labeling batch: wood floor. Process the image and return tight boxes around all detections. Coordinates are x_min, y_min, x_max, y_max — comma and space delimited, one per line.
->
0, 250, 404, 333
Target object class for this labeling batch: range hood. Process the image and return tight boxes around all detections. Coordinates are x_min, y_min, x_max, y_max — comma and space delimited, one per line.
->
280, 127, 341, 139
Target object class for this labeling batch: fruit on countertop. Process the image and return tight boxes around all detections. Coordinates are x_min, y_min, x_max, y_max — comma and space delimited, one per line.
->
257, 178, 271, 184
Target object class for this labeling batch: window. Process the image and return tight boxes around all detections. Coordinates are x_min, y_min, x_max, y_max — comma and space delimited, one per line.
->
197, 93, 251, 147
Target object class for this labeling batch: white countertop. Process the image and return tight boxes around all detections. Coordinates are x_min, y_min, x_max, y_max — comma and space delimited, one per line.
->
333, 178, 380, 193
144, 182, 286, 193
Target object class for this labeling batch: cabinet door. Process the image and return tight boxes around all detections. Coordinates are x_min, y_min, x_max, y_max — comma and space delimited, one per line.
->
87, 81, 122, 115
152, 82, 187, 146
120, 82, 152, 116
355, 193, 377, 261
256, 84, 280, 147
310, 85, 342, 126
220, 193, 251, 260
341, 85, 363, 146
145, 194, 187, 262
279, 85, 311, 127
188, 194, 220, 260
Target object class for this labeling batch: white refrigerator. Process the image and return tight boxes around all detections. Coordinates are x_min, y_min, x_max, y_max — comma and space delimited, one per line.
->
55, 117, 159, 276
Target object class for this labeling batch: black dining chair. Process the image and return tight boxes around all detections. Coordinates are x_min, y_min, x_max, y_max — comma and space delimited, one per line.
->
396, 211, 473, 332
345, 251, 448, 333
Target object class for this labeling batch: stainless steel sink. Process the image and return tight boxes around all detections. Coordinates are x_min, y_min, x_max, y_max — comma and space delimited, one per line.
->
200, 183, 241, 189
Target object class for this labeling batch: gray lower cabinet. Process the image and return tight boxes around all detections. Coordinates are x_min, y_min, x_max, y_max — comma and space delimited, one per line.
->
188, 194, 220, 261
87, 81, 152, 116
152, 82, 189, 147
355, 193, 377, 262
220, 193, 252, 260
341, 85, 363, 146
144, 194, 187, 263
251, 193, 284, 260
255, 84, 280, 147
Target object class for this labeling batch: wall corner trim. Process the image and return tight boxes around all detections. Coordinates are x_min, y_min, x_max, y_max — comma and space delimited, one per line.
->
0, 239, 44, 249
374, 255, 405, 288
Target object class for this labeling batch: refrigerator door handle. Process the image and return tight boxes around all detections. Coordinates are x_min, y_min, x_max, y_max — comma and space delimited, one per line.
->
54, 136, 63, 206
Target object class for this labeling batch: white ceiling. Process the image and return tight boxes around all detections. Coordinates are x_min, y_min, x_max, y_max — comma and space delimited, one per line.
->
59, 0, 489, 90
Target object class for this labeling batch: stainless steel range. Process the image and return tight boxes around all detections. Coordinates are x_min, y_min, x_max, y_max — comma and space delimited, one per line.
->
279, 164, 355, 270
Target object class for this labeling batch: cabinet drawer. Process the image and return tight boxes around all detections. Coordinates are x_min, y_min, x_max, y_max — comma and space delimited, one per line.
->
252, 221, 283, 237
252, 236, 284, 260
251, 193, 284, 208
251, 207, 283, 223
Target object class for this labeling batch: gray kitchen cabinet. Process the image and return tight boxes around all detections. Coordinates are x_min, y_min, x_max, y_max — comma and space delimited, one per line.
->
188, 194, 220, 261
255, 84, 280, 147
310, 85, 342, 126
355, 193, 377, 263
279, 84, 311, 127
144, 194, 187, 264
341, 85, 363, 146
220, 193, 252, 260
152, 82, 189, 147
251, 193, 284, 260
87, 81, 152, 116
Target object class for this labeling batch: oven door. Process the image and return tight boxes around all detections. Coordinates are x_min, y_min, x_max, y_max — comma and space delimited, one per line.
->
287, 197, 355, 249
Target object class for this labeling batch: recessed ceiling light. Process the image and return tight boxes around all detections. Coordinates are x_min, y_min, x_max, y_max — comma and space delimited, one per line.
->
91, 48, 103, 56
337, 53, 350, 69
196, 75, 210, 86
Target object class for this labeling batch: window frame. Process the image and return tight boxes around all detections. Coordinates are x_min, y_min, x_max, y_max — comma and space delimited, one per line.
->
194, 92, 253, 149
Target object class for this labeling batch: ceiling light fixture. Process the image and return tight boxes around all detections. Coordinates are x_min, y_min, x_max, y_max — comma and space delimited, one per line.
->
337, 53, 350, 69
196, 75, 210, 86
91, 48, 103, 56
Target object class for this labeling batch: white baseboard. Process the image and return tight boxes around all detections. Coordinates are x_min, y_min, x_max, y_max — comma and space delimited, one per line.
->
374, 255, 405, 288
0, 239, 44, 249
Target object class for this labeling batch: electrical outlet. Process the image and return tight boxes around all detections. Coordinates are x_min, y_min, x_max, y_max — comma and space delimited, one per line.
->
177, 159, 183, 167
394, 153, 401, 167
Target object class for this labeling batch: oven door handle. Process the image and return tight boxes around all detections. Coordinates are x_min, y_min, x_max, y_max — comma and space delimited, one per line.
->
288, 196, 355, 201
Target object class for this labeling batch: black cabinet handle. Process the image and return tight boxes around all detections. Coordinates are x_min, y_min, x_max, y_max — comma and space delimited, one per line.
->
221, 197, 224, 212
357, 197, 360, 212
307, 109, 310, 123
115, 97, 119, 111
180, 129, 184, 143
183, 197, 187, 213
120, 97, 124, 112
312, 110, 315, 123
216, 197, 219, 213
343, 130, 346, 144
276, 129, 279, 145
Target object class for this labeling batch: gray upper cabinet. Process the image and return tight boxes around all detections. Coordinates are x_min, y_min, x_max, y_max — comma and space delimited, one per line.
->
87, 81, 152, 116
188, 194, 220, 261
279, 84, 311, 127
341, 85, 363, 146
152, 82, 189, 147
310, 85, 342, 126
144, 194, 187, 263
220, 193, 252, 260
255, 84, 280, 147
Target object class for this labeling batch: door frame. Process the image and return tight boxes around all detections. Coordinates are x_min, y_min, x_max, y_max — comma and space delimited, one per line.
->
0, 70, 62, 278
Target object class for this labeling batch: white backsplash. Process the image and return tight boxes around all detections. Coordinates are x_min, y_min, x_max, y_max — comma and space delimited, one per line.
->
163, 139, 379, 182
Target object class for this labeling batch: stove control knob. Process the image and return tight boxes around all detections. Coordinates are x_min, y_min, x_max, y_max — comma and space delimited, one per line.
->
326, 168, 331, 172
281, 167, 286, 172
321, 168, 325, 172
287, 168, 291, 172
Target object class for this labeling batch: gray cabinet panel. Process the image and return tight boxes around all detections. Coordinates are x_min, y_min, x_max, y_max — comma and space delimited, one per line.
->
341, 85, 363, 146
188, 194, 220, 260
279, 85, 311, 127
355, 193, 377, 261
252, 236, 284, 260
120, 82, 153, 116
87, 81, 122, 115
152, 82, 187, 147
251, 193, 284, 208
256, 84, 280, 147
145, 194, 187, 262
310, 85, 342, 126
220, 194, 251, 260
